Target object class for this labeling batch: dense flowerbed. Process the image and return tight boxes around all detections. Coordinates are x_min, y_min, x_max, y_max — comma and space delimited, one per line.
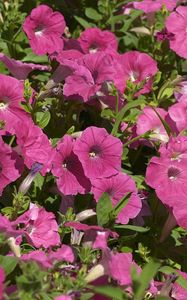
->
1, 0, 187, 299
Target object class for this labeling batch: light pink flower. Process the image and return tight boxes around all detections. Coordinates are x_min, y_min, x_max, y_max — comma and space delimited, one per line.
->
136, 107, 169, 143
0, 137, 23, 195
51, 135, 90, 195
63, 52, 123, 102
118, 51, 158, 94
73, 127, 122, 179
0, 53, 50, 80
23, 4, 66, 55
133, 0, 177, 13
166, 6, 187, 59
78, 28, 118, 54
91, 172, 142, 224
0, 74, 28, 134
16, 204, 60, 248
15, 119, 54, 174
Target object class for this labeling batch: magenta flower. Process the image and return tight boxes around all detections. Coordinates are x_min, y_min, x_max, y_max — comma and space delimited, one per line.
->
52, 135, 90, 195
171, 271, 187, 300
0, 137, 23, 195
168, 102, 187, 133
0, 214, 23, 238
16, 204, 60, 248
15, 119, 54, 174
78, 28, 118, 54
91, 172, 142, 224
48, 244, 74, 263
118, 51, 158, 94
21, 250, 52, 269
0, 53, 50, 80
159, 136, 187, 161
145, 156, 187, 207
166, 6, 187, 59
63, 52, 123, 102
136, 107, 169, 143
73, 127, 123, 179
0, 74, 28, 134
102, 250, 133, 286
174, 80, 187, 102
54, 296, 72, 300
23, 4, 66, 55
132, 0, 177, 13
0, 268, 5, 300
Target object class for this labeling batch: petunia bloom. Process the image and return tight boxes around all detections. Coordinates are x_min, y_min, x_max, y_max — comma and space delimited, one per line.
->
0, 137, 23, 195
51, 135, 90, 195
16, 204, 60, 248
168, 102, 187, 133
132, 0, 177, 13
91, 172, 142, 224
118, 51, 158, 95
0, 74, 28, 134
74, 126, 123, 179
78, 27, 118, 54
166, 6, 187, 59
0, 53, 50, 80
0, 268, 5, 300
23, 4, 66, 55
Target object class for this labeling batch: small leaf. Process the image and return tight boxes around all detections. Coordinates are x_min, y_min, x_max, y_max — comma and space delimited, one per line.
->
91, 285, 126, 300
96, 192, 113, 227
114, 192, 131, 215
85, 8, 102, 21
74, 16, 92, 28
134, 260, 161, 300
114, 225, 150, 233
0, 255, 18, 275
36, 111, 51, 129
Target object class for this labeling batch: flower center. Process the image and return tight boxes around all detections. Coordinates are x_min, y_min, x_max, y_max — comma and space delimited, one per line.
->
0, 99, 9, 110
89, 145, 101, 158
89, 44, 99, 53
167, 167, 181, 180
35, 25, 44, 37
130, 71, 139, 82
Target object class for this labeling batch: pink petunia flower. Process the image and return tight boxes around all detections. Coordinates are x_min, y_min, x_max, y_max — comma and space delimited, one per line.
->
159, 135, 187, 161
0, 53, 50, 80
91, 172, 142, 224
171, 271, 187, 300
0, 268, 5, 300
51, 135, 90, 195
15, 119, 54, 175
54, 296, 72, 300
21, 250, 52, 269
174, 80, 187, 102
118, 51, 158, 95
23, 4, 66, 55
166, 6, 187, 59
136, 107, 169, 143
132, 0, 177, 13
16, 204, 60, 248
168, 102, 187, 133
0, 74, 28, 134
63, 52, 123, 102
73, 126, 123, 179
78, 28, 118, 54
145, 156, 187, 207
0, 137, 23, 195
65, 221, 118, 250
48, 244, 74, 263
0, 214, 23, 238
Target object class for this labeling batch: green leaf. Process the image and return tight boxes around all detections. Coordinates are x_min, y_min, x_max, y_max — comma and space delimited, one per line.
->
34, 173, 44, 190
155, 296, 171, 300
96, 192, 113, 227
159, 266, 187, 291
85, 8, 102, 21
36, 111, 51, 129
74, 16, 92, 28
114, 192, 131, 215
114, 225, 150, 233
0, 255, 18, 275
134, 260, 161, 300
91, 285, 127, 300
22, 52, 48, 63
112, 98, 144, 136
